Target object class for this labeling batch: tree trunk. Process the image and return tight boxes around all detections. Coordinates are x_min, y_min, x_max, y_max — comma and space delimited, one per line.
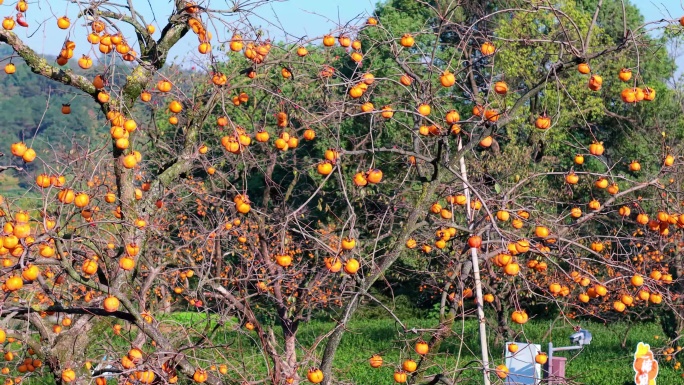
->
283, 330, 299, 384
494, 298, 513, 342
47, 317, 94, 385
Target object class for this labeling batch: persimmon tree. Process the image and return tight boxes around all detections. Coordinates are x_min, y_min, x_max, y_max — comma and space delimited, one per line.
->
0, 1, 683, 385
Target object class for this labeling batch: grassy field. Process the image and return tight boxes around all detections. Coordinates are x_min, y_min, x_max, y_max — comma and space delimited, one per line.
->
299, 317, 679, 385
21, 312, 680, 384
148, 313, 681, 384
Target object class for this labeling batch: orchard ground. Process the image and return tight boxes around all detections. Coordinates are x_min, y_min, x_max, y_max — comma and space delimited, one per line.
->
42, 313, 678, 385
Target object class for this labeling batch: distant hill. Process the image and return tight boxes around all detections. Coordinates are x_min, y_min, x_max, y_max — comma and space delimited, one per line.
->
0, 45, 106, 195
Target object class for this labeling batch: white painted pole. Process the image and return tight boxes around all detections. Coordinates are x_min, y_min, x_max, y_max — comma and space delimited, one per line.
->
458, 136, 491, 385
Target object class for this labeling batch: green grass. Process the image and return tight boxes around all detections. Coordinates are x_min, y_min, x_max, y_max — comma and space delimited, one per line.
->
147, 313, 682, 384
296, 317, 681, 385
24, 314, 684, 384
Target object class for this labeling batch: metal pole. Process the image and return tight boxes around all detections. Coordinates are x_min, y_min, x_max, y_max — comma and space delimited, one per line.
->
459, 137, 490, 385
470, 247, 490, 385
546, 342, 553, 379
546, 344, 581, 382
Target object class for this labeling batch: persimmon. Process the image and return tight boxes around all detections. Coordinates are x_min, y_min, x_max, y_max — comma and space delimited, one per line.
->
494, 253, 512, 267
381, 105, 394, 118
369, 355, 383, 368
193, 369, 208, 383
400, 33, 414, 47
484, 109, 499, 122
169, 100, 183, 113
349, 86, 363, 98
619, 68, 632, 81
212, 72, 227, 85
588, 74, 602, 91
643, 87, 656, 101
103, 296, 120, 312
36, 173, 51, 188
97, 91, 110, 104
82, 260, 98, 275
110, 33, 123, 45
350, 52, 363, 63
621, 294, 634, 306
4, 276, 23, 292
2, 17, 15, 31
496, 364, 509, 379
61, 369, 76, 383
594, 177, 608, 189
229, 34, 243, 51
325, 257, 342, 273
468, 235, 482, 249
317, 161, 334, 176
254, 130, 270, 143
480, 42, 495, 55
21, 265, 39, 281
479, 136, 493, 148
621, 88, 637, 103
87, 32, 101, 45
588, 142, 604, 156
341, 237, 356, 250
57, 16, 70, 29
636, 213, 649, 225
440, 70, 455, 87
322, 35, 335, 47
4, 63, 15, 74
198, 42, 211, 54
343, 258, 360, 274
74, 193, 90, 208
307, 368, 324, 383
493, 81, 508, 94
57, 188, 75, 204
157, 80, 172, 92
366, 169, 383, 184
607, 183, 619, 195
535, 353, 548, 365
577, 63, 590, 74
21, 147, 36, 162
504, 263, 520, 276
511, 310, 528, 324
402, 359, 417, 372
588, 199, 600, 211
535, 226, 549, 238
400, 74, 412, 86
275, 254, 292, 268
417, 103, 431, 116
394, 370, 408, 383
535, 114, 551, 130
135, 370, 156, 384
415, 340, 429, 355
119, 257, 135, 271
122, 154, 137, 169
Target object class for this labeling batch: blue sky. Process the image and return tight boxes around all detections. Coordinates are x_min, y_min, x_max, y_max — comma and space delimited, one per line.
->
9, 0, 684, 71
